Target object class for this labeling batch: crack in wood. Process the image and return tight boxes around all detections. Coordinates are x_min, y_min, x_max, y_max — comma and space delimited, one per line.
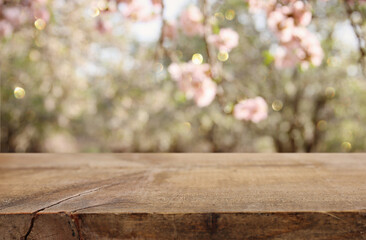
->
0, 171, 145, 212
71, 199, 134, 213
20, 212, 37, 240
206, 213, 219, 235
67, 213, 82, 240
19, 182, 125, 239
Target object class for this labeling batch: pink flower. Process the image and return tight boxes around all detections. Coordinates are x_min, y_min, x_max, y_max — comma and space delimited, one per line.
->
292, 1, 312, 26
163, 20, 177, 40
0, 0, 51, 37
121, 0, 161, 22
234, 97, 268, 123
0, 20, 13, 38
267, 1, 311, 38
118, 0, 133, 3
193, 76, 217, 107
2, 7, 25, 26
274, 46, 298, 69
261, 0, 323, 69
168, 62, 217, 107
267, 9, 295, 43
151, 0, 162, 6
284, 28, 324, 68
33, 8, 50, 22
179, 5, 204, 37
246, 0, 276, 13
274, 28, 323, 69
297, 29, 323, 67
208, 28, 239, 52
344, 0, 366, 6
96, 18, 112, 33
266, 0, 312, 43
33, 0, 49, 5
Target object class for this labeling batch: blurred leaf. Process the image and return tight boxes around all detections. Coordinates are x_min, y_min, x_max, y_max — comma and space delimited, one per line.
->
262, 51, 274, 66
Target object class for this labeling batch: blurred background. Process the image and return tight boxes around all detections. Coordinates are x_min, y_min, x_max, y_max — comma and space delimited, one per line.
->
1, 0, 366, 153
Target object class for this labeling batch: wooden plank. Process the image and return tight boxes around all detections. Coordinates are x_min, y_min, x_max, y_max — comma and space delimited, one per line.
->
0, 154, 365, 239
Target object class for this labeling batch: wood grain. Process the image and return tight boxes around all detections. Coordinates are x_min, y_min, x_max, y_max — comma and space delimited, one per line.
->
0, 154, 365, 239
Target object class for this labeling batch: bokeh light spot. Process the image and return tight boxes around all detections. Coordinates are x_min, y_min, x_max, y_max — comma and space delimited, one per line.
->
317, 120, 327, 131
272, 100, 283, 111
224, 103, 234, 114
342, 141, 352, 152
217, 51, 229, 62
155, 63, 164, 73
325, 87, 335, 99
192, 53, 203, 65
225, 9, 235, 20
183, 122, 191, 130
97, 1, 108, 11
214, 12, 224, 21
351, 11, 362, 24
90, 7, 100, 17
14, 87, 25, 99
34, 19, 46, 30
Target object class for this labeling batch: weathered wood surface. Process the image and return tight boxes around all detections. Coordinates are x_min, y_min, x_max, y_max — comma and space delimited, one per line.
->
0, 153, 365, 239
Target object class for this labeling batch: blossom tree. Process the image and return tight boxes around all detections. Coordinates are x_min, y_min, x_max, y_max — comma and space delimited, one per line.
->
0, 0, 50, 37
1, 0, 366, 152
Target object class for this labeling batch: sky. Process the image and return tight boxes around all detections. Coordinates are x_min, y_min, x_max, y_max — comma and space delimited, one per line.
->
131, 0, 191, 42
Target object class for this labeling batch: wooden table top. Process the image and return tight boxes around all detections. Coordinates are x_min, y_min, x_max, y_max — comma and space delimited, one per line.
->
0, 153, 365, 239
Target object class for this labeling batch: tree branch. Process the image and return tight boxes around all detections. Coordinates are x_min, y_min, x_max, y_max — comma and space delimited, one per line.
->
154, 1, 166, 62
202, 0, 215, 72
344, 1, 366, 77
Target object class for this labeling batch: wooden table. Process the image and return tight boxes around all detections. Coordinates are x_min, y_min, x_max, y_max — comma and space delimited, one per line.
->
0, 154, 365, 239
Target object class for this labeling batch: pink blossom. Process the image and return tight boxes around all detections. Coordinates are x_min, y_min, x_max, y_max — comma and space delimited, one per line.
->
298, 30, 324, 67
234, 97, 268, 123
168, 62, 217, 107
292, 1, 312, 26
193, 76, 217, 107
33, 8, 50, 22
208, 28, 239, 52
2, 7, 25, 26
151, 0, 162, 6
267, 9, 295, 43
246, 0, 276, 13
33, 0, 49, 5
274, 47, 298, 69
283, 28, 324, 68
117, 0, 133, 3
0, 0, 50, 38
28, 0, 50, 21
96, 19, 112, 33
267, 1, 312, 41
256, 0, 323, 69
179, 5, 204, 37
163, 20, 177, 40
274, 28, 323, 69
121, 0, 161, 22
344, 0, 366, 6
0, 20, 13, 38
